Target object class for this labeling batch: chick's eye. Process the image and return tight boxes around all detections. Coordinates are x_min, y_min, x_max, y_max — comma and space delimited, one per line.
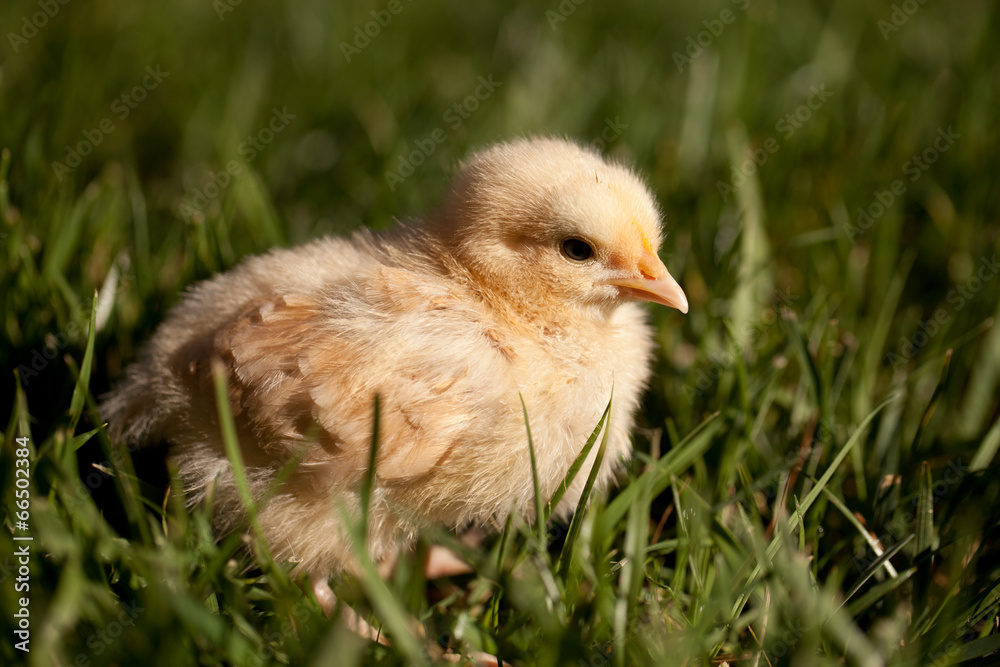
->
562, 238, 594, 261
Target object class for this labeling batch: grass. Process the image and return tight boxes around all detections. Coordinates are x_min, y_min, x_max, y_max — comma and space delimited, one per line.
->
2, 0, 1000, 664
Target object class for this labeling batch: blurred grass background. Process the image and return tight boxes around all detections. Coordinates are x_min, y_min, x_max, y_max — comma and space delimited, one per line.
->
2, 0, 999, 665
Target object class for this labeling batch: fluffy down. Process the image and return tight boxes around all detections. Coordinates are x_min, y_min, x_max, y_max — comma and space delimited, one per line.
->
102, 136, 688, 585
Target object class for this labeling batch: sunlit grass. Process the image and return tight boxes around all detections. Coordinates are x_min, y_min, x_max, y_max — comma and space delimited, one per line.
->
2, 0, 1000, 665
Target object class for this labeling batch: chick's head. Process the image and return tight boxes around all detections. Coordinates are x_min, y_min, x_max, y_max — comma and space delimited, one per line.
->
429, 137, 688, 318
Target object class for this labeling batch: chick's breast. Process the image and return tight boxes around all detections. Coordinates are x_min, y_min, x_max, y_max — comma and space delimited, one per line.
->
503, 300, 655, 516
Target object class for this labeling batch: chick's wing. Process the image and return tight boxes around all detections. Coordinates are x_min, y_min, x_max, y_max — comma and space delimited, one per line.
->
197, 264, 515, 485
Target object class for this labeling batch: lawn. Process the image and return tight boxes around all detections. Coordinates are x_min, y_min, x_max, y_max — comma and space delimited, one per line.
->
2, 0, 999, 665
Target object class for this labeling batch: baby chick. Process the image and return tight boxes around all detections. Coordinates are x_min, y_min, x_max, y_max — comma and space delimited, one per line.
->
102, 136, 687, 615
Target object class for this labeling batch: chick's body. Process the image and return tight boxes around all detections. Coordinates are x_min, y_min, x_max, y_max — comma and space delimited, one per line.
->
103, 137, 687, 585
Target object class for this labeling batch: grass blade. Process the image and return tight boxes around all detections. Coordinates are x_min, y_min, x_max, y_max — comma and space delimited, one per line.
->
822, 486, 899, 578
915, 461, 934, 554
545, 397, 611, 521
341, 508, 428, 665
839, 535, 914, 610
520, 393, 546, 549
557, 399, 612, 575
67, 291, 98, 432
360, 394, 381, 539
910, 350, 953, 455
211, 359, 268, 560
12, 369, 33, 440
956, 634, 1000, 662
845, 567, 918, 617
969, 412, 1000, 472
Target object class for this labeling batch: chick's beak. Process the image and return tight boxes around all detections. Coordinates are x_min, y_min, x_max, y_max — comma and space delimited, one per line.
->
609, 250, 689, 313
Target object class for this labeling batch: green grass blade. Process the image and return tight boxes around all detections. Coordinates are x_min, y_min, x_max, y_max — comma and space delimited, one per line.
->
545, 396, 611, 521
12, 369, 33, 440
360, 394, 381, 538
0, 147, 9, 219
915, 461, 934, 554
855, 251, 915, 421
822, 486, 898, 577
67, 291, 98, 432
341, 508, 428, 665
211, 359, 268, 560
910, 350, 952, 455
520, 393, 546, 549
956, 634, 1000, 662
845, 567, 918, 617
839, 535, 913, 609
557, 399, 612, 575
785, 309, 824, 410
969, 412, 1000, 472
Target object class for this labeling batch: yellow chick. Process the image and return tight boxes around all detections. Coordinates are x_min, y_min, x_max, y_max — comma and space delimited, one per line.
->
102, 136, 687, 615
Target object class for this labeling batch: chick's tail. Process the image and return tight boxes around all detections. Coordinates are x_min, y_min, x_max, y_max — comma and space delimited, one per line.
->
99, 360, 170, 448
